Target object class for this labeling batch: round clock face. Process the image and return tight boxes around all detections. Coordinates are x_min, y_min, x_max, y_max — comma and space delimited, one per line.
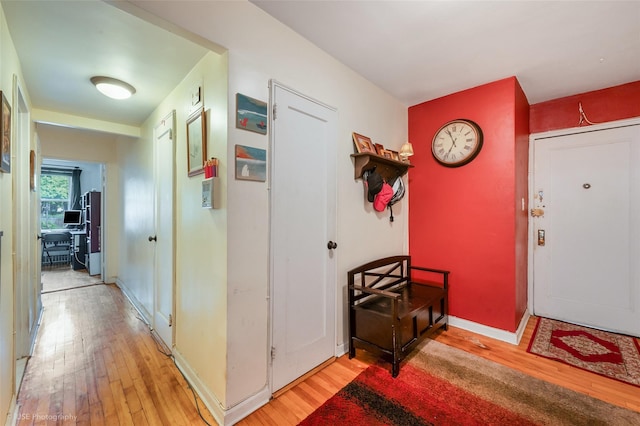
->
431, 119, 483, 167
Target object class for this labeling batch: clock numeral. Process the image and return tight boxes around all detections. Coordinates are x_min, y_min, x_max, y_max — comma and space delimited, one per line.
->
451, 125, 457, 132
466, 138, 474, 143
464, 145, 472, 151
438, 148, 445, 155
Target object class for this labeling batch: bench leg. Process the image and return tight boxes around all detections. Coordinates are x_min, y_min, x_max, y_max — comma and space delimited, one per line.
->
348, 339, 355, 359
391, 326, 400, 377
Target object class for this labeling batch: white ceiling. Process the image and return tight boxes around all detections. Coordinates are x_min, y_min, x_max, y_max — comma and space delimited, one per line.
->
1, 0, 210, 127
251, 0, 640, 106
1, 0, 638, 131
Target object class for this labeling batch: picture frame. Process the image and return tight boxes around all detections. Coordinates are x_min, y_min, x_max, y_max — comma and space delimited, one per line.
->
186, 108, 207, 177
235, 144, 267, 182
375, 143, 385, 156
29, 150, 36, 191
381, 148, 394, 159
390, 150, 400, 161
352, 132, 375, 154
236, 93, 268, 135
1, 91, 11, 174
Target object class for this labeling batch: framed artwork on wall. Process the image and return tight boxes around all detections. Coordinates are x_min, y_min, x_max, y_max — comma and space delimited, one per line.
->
186, 108, 207, 177
30, 150, 36, 191
236, 93, 268, 135
1, 92, 11, 174
235, 144, 266, 182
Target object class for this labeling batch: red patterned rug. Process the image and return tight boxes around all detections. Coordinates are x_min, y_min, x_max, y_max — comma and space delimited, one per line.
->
299, 340, 640, 425
527, 317, 640, 387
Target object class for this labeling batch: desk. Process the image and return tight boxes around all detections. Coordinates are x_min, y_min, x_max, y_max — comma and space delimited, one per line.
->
41, 229, 86, 270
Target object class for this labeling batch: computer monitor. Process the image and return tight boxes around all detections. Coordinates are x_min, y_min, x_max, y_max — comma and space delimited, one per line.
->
62, 210, 83, 225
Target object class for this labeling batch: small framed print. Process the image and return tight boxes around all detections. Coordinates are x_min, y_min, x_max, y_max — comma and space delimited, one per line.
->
352, 132, 375, 154
1, 91, 11, 173
186, 108, 207, 177
236, 93, 268, 135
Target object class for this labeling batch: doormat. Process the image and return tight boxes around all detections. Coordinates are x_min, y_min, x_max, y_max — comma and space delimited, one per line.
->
527, 317, 640, 387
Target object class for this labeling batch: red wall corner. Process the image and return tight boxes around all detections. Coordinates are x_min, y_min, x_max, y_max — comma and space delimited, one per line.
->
408, 77, 527, 333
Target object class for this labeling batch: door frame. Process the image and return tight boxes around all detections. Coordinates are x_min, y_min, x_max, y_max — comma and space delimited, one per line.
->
527, 116, 640, 315
267, 80, 338, 393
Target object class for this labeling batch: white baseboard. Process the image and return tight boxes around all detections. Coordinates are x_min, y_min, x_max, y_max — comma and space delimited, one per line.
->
114, 278, 152, 324
172, 349, 270, 426
449, 310, 530, 345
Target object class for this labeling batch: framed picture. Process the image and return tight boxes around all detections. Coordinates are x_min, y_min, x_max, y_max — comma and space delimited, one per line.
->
236, 93, 268, 135
186, 108, 207, 177
352, 132, 375, 154
381, 148, 394, 159
30, 150, 36, 191
375, 143, 385, 156
390, 150, 400, 161
235, 144, 267, 182
1, 92, 11, 174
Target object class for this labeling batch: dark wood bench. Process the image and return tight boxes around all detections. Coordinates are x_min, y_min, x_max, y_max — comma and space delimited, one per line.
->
348, 255, 449, 377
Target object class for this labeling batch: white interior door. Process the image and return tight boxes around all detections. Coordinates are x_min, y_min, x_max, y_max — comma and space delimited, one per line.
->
532, 122, 640, 336
270, 82, 337, 391
153, 111, 176, 348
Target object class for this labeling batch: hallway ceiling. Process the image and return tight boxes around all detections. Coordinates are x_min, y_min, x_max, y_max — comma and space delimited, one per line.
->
252, 0, 640, 106
2, 0, 638, 131
1, 0, 210, 127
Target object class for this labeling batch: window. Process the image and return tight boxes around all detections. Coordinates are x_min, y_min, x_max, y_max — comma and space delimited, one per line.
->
40, 173, 71, 229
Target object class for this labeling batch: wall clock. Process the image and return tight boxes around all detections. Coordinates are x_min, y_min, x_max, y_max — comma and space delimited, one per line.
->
431, 119, 483, 167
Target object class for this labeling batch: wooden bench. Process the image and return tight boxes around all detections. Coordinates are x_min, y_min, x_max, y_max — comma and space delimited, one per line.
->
348, 255, 449, 377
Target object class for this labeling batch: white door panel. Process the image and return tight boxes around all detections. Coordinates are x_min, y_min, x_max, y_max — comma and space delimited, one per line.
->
153, 112, 176, 348
270, 82, 337, 391
533, 124, 640, 336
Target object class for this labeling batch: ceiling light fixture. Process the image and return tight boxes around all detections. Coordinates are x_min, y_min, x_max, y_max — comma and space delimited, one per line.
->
90, 76, 136, 100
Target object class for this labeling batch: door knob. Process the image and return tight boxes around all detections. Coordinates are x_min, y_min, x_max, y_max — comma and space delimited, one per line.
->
327, 241, 337, 250
148, 235, 157, 242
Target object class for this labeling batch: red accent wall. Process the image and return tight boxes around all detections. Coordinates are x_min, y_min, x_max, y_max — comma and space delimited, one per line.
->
408, 77, 529, 332
530, 81, 640, 133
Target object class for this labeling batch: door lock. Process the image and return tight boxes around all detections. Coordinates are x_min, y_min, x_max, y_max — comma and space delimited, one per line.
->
537, 230, 545, 246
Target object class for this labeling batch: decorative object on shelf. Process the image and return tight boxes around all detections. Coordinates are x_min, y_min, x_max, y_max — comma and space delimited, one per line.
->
352, 132, 376, 154
186, 108, 207, 177
1, 91, 11, 173
204, 157, 218, 178
235, 144, 266, 182
399, 142, 414, 163
374, 143, 384, 155
236, 93, 268, 135
432, 119, 483, 167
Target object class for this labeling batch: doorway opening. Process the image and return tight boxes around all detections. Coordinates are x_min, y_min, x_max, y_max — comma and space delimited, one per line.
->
40, 158, 105, 293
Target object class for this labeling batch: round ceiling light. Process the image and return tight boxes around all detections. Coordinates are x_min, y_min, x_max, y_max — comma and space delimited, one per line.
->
90, 76, 136, 100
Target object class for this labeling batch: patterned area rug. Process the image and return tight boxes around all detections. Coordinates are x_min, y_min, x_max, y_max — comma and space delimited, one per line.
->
299, 339, 640, 425
527, 317, 640, 387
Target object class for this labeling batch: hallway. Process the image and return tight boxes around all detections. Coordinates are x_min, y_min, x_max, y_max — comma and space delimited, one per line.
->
16, 282, 215, 425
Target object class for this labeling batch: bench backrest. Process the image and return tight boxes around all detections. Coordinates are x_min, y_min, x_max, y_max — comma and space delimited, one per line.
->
348, 255, 411, 303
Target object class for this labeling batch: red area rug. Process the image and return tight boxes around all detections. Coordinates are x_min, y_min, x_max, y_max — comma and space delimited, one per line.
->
299, 340, 640, 425
527, 317, 640, 387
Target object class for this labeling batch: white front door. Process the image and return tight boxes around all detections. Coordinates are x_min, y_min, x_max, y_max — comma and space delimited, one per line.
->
532, 122, 640, 336
270, 82, 337, 391
153, 112, 176, 348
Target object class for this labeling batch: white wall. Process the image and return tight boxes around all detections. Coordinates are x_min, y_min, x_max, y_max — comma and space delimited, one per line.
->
130, 1, 409, 421
0, 6, 17, 421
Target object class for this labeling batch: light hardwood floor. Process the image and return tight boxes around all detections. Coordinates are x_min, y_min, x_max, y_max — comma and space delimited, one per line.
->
17, 271, 639, 425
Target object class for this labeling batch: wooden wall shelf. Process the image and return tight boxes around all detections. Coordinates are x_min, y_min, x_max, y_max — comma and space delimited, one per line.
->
351, 152, 413, 181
